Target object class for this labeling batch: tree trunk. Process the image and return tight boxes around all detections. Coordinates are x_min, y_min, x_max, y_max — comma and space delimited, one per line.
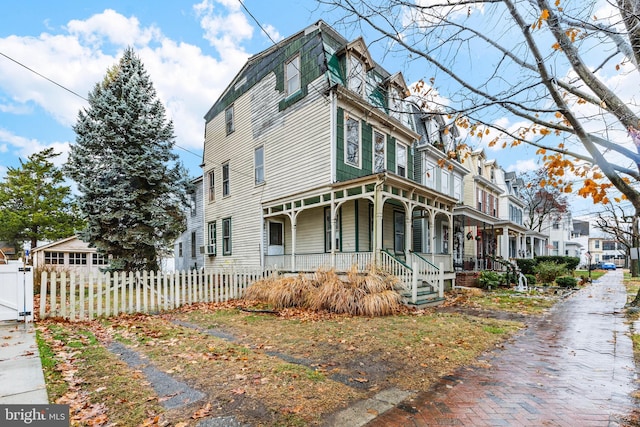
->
629, 214, 640, 306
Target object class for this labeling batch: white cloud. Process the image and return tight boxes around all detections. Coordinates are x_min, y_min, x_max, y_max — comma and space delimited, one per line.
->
261, 24, 283, 43
505, 159, 538, 173
66, 9, 162, 48
0, 3, 261, 158
0, 127, 70, 165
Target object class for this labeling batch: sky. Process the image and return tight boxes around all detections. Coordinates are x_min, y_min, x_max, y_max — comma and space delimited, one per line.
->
0, 0, 625, 219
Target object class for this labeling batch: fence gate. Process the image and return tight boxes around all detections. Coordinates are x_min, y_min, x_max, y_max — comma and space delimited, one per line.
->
0, 263, 34, 321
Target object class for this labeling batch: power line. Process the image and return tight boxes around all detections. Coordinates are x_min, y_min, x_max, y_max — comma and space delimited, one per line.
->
0, 50, 202, 159
0, 50, 88, 101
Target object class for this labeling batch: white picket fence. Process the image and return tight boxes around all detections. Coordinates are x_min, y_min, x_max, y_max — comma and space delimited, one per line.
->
39, 268, 273, 321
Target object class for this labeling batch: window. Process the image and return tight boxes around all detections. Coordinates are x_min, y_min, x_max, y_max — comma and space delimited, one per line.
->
441, 170, 450, 195
552, 222, 560, 230
425, 160, 435, 188
603, 241, 616, 250
207, 221, 216, 256
222, 162, 230, 196
207, 170, 215, 202
178, 242, 183, 257
191, 231, 197, 258
396, 143, 407, 177
69, 253, 87, 265
190, 193, 197, 217
222, 217, 232, 255
477, 189, 483, 211
453, 176, 462, 201
225, 105, 234, 135
477, 163, 482, 175
92, 253, 107, 265
285, 55, 300, 95
255, 146, 264, 185
595, 240, 600, 249
345, 115, 360, 167
348, 56, 365, 96
389, 88, 402, 121
373, 130, 386, 173
394, 211, 405, 253
552, 241, 559, 254
44, 251, 64, 265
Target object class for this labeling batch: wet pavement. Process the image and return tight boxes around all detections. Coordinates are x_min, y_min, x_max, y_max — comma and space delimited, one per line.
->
367, 270, 638, 426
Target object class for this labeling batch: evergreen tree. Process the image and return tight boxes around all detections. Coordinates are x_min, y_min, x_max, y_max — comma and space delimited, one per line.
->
0, 148, 83, 252
66, 47, 190, 272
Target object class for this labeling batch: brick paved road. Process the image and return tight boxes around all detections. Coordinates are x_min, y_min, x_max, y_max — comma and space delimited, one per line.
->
367, 270, 638, 426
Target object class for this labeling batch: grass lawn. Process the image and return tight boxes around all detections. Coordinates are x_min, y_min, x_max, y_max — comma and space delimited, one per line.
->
37, 306, 520, 426
36, 286, 565, 426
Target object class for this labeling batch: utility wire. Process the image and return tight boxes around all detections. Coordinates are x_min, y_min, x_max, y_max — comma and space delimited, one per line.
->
0, 49, 202, 159
0, 51, 88, 101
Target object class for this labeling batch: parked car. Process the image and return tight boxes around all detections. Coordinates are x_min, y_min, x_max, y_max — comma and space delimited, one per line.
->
602, 262, 616, 270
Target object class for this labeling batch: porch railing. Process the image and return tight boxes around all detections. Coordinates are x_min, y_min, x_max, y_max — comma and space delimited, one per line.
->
410, 251, 444, 299
380, 249, 416, 302
265, 252, 374, 272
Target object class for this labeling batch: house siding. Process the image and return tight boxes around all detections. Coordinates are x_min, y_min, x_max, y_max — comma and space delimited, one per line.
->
175, 178, 204, 271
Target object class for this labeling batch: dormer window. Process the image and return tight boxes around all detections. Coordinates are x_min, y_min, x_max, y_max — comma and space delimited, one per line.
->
348, 55, 365, 96
389, 87, 402, 121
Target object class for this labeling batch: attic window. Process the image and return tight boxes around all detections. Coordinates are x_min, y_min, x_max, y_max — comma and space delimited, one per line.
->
348, 55, 365, 96
286, 55, 300, 95
225, 105, 235, 135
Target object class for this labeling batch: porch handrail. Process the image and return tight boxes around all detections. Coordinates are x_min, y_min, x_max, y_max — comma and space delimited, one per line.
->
410, 251, 438, 269
380, 249, 412, 270
410, 251, 443, 298
380, 250, 417, 303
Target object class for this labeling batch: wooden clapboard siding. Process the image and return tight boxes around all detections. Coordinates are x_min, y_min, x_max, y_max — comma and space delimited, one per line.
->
294, 208, 325, 254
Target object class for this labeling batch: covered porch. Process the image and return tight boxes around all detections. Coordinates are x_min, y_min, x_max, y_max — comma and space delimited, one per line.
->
260, 173, 456, 305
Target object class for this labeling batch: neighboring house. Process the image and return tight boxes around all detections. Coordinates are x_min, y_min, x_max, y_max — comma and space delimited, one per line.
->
545, 211, 582, 257
32, 236, 106, 274
0, 242, 17, 263
411, 110, 468, 270
453, 149, 506, 270
201, 21, 458, 293
588, 237, 626, 267
174, 176, 205, 271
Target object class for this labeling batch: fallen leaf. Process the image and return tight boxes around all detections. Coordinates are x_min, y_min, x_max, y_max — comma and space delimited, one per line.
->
231, 388, 245, 395
192, 402, 212, 419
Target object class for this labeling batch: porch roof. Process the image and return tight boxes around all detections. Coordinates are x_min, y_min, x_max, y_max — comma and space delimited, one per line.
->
493, 220, 529, 235
453, 205, 500, 228
262, 172, 456, 218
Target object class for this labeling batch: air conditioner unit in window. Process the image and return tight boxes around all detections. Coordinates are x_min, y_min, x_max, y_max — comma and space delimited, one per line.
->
199, 246, 205, 254
207, 246, 216, 256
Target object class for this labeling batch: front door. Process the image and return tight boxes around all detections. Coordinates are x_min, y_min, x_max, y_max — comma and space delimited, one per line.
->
267, 221, 284, 256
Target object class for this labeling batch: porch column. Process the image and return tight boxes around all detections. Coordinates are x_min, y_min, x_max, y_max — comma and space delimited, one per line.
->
330, 198, 337, 268
374, 182, 384, 264
260, 212, 265, 268
448, 213, 454, 271
405, 204, 413, 259
290, 211, 298, 271
500, 226, 510, 259
429, 211, 436, 264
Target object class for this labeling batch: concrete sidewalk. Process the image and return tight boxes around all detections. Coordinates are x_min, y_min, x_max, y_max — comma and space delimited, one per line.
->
0, 320, 48, 404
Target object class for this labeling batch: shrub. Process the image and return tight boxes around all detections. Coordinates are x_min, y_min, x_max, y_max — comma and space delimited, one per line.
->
535, 256, 580, 272
555, 276, 577, 288
477, 270, 504, 289
515, 258, 537, 275
524, 274, 537, 285
535, 261, 567, 284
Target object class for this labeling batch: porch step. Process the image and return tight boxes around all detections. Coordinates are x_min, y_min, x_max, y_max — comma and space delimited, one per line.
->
401, 285, 443, 309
